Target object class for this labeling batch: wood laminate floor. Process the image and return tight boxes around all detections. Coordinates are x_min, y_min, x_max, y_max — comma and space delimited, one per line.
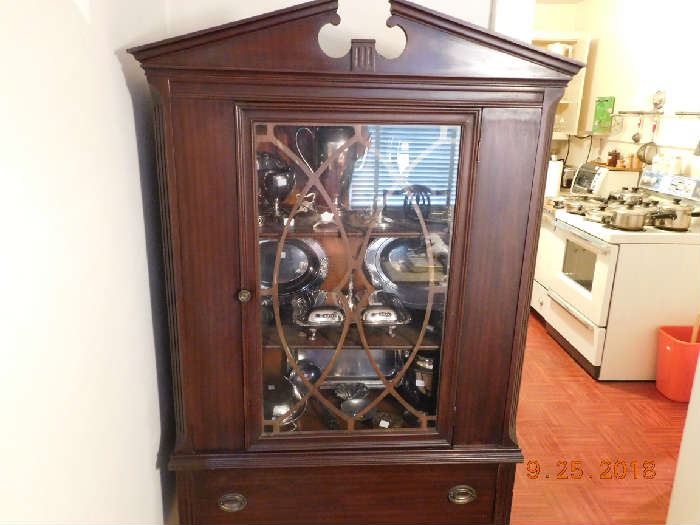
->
511, 315, 688, 524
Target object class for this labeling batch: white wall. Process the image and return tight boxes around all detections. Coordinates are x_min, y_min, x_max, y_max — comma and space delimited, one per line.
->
493, 0, 535, 43
667, 360, 700, 524
0, 0, 169, 522
536, 0, 700, 169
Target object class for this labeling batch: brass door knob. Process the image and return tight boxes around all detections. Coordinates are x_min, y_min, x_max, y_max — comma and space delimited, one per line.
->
218, 492, 247, 512
448, 485, 477, 504
237, 289, 252, 303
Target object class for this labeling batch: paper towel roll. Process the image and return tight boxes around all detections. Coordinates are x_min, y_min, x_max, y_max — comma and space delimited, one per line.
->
545, 160, 564, 197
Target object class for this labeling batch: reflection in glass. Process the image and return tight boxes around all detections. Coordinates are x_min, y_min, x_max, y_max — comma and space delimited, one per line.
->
256, 123, 461, 434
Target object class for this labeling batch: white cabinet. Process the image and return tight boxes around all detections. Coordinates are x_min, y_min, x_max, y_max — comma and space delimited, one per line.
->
532, 32, 591, 140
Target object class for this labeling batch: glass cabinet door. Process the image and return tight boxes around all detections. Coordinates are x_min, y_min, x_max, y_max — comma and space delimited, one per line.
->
254, 122, 462, 434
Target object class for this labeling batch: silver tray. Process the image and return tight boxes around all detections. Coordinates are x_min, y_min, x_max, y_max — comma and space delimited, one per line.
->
259, 238, 328, 301
295, 349, 404, 388
364, 237, 448, 310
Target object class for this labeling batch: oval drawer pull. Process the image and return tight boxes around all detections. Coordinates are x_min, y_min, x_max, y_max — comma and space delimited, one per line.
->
448, 484, 477, 504
218, 492, 247, 512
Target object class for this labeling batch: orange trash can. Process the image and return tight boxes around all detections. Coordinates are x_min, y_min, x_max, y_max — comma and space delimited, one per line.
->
656, 326, 700, 402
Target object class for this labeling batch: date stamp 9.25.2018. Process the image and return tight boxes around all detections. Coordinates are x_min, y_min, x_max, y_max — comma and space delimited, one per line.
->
525, 459, 656, 480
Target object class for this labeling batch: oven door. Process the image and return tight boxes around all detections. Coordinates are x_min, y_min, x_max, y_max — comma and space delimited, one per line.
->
548, 219, 618, 327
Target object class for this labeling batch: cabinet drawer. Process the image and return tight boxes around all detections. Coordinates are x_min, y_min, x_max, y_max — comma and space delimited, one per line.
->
186, 464, 497, 525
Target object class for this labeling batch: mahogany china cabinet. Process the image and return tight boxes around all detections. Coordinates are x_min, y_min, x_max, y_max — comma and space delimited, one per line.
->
129, 2, 581, 523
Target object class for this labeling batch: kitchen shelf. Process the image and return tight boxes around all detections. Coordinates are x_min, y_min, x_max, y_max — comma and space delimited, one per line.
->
591, 162, 642, 172
616, 111, 665, 116
532, 31, 590, 138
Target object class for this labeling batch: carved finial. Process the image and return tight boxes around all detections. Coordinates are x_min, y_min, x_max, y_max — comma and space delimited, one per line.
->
350, 39, 376, 72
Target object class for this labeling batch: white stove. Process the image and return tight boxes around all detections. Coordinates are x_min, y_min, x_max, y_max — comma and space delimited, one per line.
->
532, 173, 700, 380
553, 209, 700, 244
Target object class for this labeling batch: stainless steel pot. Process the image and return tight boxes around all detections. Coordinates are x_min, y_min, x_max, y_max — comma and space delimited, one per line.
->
602, 204, 676, 231
652, 199, 700, 231
620, 187, 644, 205
584, 205, 613, 223
565, 196, 602, 215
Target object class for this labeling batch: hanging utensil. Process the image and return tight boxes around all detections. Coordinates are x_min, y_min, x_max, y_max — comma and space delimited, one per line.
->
637, 119, 659, 165
631, 116, 642, 144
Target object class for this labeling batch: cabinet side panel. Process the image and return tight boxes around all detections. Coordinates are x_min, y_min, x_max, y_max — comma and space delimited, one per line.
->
453, 107, 541, 444
153, 93, 186, 442
172, 98, 244, 451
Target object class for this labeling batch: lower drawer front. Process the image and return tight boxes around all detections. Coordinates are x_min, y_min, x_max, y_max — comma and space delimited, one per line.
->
186, 464, 497, 525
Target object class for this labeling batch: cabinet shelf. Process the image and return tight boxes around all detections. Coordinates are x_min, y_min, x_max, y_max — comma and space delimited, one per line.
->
262, 324, 441, 351
258, 209, 450, 239
263, 390, 435, 434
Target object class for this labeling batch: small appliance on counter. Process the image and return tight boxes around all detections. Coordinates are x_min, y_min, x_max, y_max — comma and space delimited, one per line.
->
570, 162, 639, 197
561, 166, 576, 189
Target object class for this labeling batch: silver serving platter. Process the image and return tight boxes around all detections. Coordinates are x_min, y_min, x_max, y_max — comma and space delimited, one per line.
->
364, 237, 448, 310
259, 238, 328, 301
296, 348, 404, 388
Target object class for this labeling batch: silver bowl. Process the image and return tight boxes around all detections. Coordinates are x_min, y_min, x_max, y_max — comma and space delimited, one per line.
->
341, 397, 377, 422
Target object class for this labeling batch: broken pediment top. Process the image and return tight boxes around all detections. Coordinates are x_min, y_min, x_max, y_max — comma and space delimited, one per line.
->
128, 0, 583, 82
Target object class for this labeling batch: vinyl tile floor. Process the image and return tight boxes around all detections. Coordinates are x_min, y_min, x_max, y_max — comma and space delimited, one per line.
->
510, 315, 689, 525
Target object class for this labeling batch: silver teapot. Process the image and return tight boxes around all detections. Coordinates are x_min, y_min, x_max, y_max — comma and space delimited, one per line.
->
257, 152, 296, 220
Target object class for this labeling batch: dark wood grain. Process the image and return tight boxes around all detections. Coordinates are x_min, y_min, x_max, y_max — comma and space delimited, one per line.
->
452, 107, 542, 445
171, 98, 245, 451
187, 464, 497, 524
128, 1, 581, 523
169, 446, 522, 470
128, 0, 581, 81
502, 87, 564, 446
